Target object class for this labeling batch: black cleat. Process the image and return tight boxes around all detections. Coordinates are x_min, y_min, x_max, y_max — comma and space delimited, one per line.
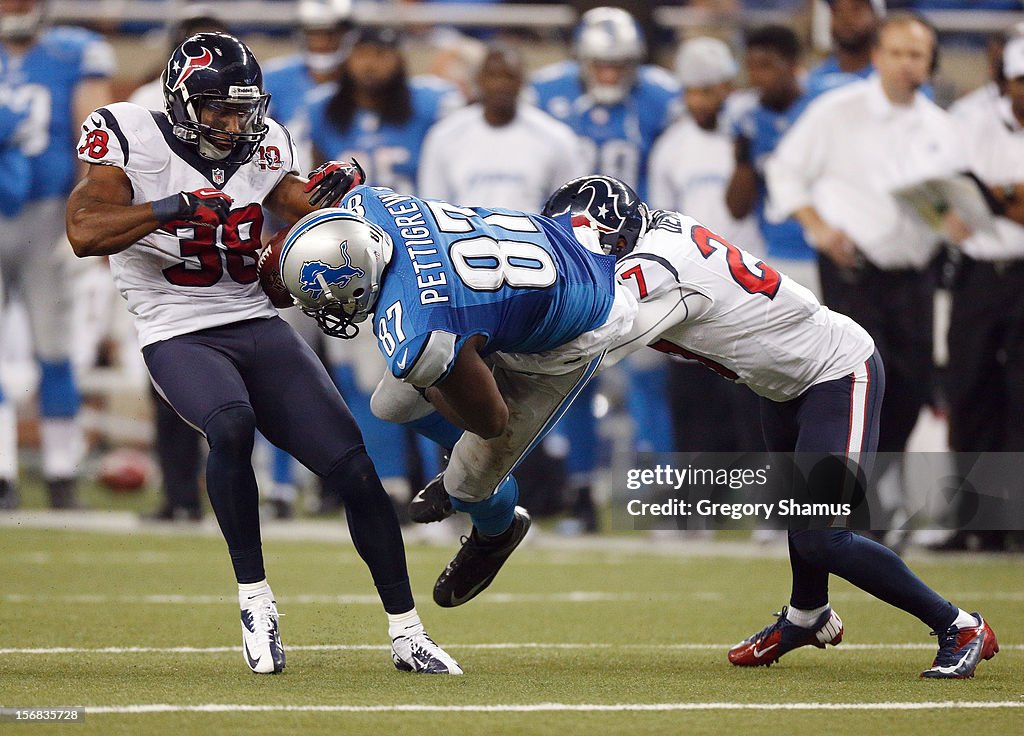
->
433, 507, 531, 608
409, 473, 454, 523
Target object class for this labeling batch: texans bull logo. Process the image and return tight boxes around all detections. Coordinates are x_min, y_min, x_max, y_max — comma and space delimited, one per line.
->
298, 241, 365, 300
171, 46, 214, 92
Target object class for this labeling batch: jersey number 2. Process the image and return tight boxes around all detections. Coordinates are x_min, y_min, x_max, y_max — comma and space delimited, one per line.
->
692, 225, 780, 299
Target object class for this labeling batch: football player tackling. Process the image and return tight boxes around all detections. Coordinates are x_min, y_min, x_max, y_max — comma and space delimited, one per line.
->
65, 33, 460, 676
544, 176, 999, 680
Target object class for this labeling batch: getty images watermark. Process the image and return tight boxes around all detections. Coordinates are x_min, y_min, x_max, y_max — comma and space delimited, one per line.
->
613, 452, 1024, 532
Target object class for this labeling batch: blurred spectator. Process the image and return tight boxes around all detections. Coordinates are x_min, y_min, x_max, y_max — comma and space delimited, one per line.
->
807, 0, 887, 101
726, 25, 820, 294
0, 0, 115, 508
264, 0, 353, 171
936, 35, 1024, 551
308, 26, 462, 191
419, 42, 585, 211
766, 13, 966, 462
649, 36, 766, 456
529, 6, 682, 532
948, 29, 1012, 122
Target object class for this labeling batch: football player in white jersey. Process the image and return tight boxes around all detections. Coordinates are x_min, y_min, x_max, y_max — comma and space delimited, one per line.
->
65, 33, 461, 676
542, 176, 1000, 680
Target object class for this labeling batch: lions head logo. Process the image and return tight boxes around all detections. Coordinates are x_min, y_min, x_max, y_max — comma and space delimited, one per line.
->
298, 241, 365, 300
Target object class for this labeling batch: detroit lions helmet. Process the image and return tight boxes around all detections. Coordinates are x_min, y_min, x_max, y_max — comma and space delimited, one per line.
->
574, 6, 645, 105
280, 209, 394, 339
162, 32, 270, 164
542, 175, 649, 259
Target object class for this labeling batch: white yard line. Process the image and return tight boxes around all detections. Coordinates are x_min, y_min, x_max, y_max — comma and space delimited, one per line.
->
68, 701, 1024, 714
1, 642, 1021, 655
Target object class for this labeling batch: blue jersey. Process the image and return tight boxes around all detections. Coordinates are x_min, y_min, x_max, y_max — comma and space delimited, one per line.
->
263, 54, 316, 132
338, 185, 616, 387
805, 57, 874, 102
307, 76, 462, 194
732, 96, 814, 261
0, 85, 30, 216
530, 61, 681, 199
0, 26, 114, 201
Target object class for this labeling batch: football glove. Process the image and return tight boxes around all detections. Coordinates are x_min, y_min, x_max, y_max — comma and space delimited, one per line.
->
304, 158, 365, 208
154, 188, 233, 228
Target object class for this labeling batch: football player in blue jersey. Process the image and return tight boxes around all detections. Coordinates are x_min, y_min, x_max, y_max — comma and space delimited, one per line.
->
0, 0, 115, 508
263, 0, 352, 171
279, 183, 638, 607
529, 6, 681, 530
806, 0, 886, 101
307, 26, 462, 193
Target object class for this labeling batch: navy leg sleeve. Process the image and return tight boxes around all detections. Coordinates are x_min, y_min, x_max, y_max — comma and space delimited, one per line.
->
325, 450, 414, 614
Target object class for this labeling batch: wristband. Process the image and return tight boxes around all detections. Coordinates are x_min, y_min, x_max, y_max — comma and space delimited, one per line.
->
152, 193, 185, 223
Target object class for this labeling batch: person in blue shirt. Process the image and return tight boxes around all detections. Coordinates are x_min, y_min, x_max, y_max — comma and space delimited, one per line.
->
529, 6, 681, 531
0, 0, 115, 508
726, 25, 820, 297
279, 181, 638, 607
307, 26, 462, 193
806, 0, 887, 101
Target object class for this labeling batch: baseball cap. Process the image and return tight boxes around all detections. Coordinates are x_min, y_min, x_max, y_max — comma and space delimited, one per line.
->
1004, 36, 1024, 79
674, 37, 737, 87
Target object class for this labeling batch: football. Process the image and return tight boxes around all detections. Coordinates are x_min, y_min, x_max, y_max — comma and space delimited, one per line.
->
97, 448, 154, 494
258, 226, 295, 308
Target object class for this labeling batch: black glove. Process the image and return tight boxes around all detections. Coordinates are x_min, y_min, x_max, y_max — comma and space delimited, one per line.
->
304, 158, 365, 208
154, 187, 233, 228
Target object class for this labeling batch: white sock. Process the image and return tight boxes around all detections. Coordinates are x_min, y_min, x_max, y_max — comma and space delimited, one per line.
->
952, 608, 978, 629
786, 603, 830, 628
0, 403, 16, 478
40, 417, 84, 478
387, 607, 423, 639
238, 579, 273, 607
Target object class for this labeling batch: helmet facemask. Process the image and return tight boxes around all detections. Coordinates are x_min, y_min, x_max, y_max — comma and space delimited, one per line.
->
574, 7, 645, 106
171, 89, 270, 164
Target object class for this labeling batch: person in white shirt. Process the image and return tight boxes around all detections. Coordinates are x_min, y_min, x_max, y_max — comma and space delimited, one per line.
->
418, 42, 585, 212
937, 36, 1024, 552
765, 12, 967, 460
648, 36, 765, 456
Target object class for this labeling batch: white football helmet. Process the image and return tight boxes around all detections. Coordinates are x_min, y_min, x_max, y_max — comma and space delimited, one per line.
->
280, 209, 394, 339
574, 6, 645, 105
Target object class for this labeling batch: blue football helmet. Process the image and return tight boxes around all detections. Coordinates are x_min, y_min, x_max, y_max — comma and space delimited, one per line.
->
162, 32, 270, 164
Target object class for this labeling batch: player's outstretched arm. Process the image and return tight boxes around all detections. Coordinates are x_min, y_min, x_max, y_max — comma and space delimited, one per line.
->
424, 335, 508, 440
264, 173, 320, 224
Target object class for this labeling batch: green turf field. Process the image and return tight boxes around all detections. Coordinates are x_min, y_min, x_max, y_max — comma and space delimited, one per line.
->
0, 524, 1020, 735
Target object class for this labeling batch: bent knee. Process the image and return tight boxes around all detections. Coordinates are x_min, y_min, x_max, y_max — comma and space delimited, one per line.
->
205, 404, 256, 455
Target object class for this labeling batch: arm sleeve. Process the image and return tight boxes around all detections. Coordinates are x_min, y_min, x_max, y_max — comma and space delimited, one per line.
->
80, 37, 117, 79
75, 107, 129, 169
389, 330, 461, 389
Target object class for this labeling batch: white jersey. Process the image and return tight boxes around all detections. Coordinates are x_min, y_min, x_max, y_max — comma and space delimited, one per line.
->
75, 102, 299, 346
605, 211, 874, 402
418, 103, 586, 212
